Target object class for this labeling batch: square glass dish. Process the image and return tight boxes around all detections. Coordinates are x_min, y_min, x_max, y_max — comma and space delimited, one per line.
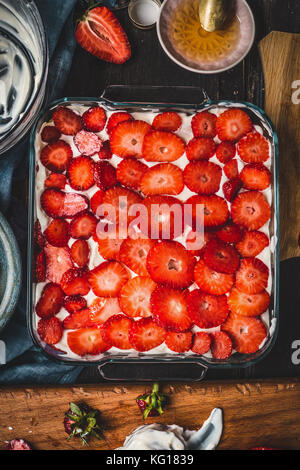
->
27, 87, 279, 381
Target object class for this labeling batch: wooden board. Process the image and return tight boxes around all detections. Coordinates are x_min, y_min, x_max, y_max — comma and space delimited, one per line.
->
259, 32, 300, 261
0, 379, 300, 450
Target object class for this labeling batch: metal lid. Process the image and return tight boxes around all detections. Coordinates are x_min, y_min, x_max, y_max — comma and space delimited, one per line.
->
128, 0, 161, 29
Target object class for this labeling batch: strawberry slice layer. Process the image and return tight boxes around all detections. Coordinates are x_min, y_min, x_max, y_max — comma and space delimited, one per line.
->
44, 219, 69, 247
236, 230, 269, 257
44, 173, 67, 190
140, 163, 184, 196
165, 331, 192, 353
70, 239, 90, 267
143, 130, 185, 162
44, 244, 73, 284
231, 191, 271, 230
107, 112, 133, 135
141, 195, 183, 240
211, 331, 233, 359
102, 314, 133, 349
184, 160, 222, 195
235, 257, 269, 294
82, 107, 106, 132
152, 112, 182, 132
151, 286, 192, 332
119, 235, 156, 276
38, 316, 63, 345
94, 161, 117, 191
191, 111, 217, 138
186, 137, 216, 161
41, 189, 89, 219
69, 211, 97, 240
74, 130, 102, 156
222, 313, 267, 354
119, 276, 157, 318
53, 107, 82, 135
185, 194, 229, 229
61, 267, 90, 296
228, 288, 270, 317
36, 282, 64, 318
88, 260, 129, 297
187, 289, 229, 329
67, 327, 110, 356
191, 332, 211, 355
240, 163, 271, 190
41, 125, 61, 143
238, 132, 270, 163
117, 158, 147, 190
194, 259, 234, 295
216, 108, 252, 142
204, 239, 240, 274
129, 317, 166, 352
63, 295, 87, 314
110, 120, 151, 158
41, 140, 73, 173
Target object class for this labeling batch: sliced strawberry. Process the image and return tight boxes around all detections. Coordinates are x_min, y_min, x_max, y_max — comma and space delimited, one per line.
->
52, 107, 82, 135
204, 239, 240, 274
231, 191, 271, 230
129, 317, 166, 352
151, 286, 192, 332
222, 178, 242, 202
69, 211, 97, 239
44, 219, 69, 247
75, 6, 131, 64
240, 163, 271, 190
82, 106, 106, 132
98, 140, 112, 160
186, 230, 215, 256
223, 159, 239, 179
34, 220, 45, 248
35, 250, 45, 282
44, 173, 67, 189
187, 290, 229, 328
61, 267, 90, 296
68, 156, 94, 191
235, 257, 269, 294
194, 259, 234, 295
216, 108, 252, 142
146, 241, 195, 289
228, 288, 270, 317
142, 130, 185, 162
191, 111, 217, 138
140, 163, 184, 196
63, 308, 91, 329
70, 239, 90, 267
102, 314, 133, 349
216, 141, 236, 163
110, 120, 151, 158
191, 332, 211, 355
63, 295, 87, 314
37, 316, 63, 345
119, 276, 157, 318
141, 195, 183, 240
119, 235, 156, 276
238, 132, 269, 163
88, 260, 129, 297
183, 160, 222, 195
185, 195, 229, 229
96, 233, 123, 260
67, 327, 110, 356
90, 190, 105, 216
236, 230, 269, 257
152, 112, 182, 132
117, 158, 147, 190
165, 331, 192, 353
41, 189, 89, 219
102, 186, 143, 226
41, 140, 72, 173
41, 125, 61, 143
93, 161, 117, 191
63, 297, 121, 329
106, 111, 133, 135
74, 130, 102, 156
210, 331, 232, 359
221, 312, 267, 354
44, 244, 73, 284
186, 137, 216, 161
36, 282, 64, 318
216, 222, 243, 243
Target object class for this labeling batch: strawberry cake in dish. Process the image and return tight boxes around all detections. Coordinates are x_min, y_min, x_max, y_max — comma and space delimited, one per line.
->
28, 98, 279, 368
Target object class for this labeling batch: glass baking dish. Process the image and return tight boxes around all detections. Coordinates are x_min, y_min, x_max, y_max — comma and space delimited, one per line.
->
27, 86, 279, 381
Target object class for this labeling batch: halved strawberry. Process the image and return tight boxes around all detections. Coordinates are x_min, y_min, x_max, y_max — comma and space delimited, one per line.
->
93, 161, 117, 191
44, 219, 69, 247
183, 160, 222, 194
74, 130, 102, 156
216, 108, 252, 142
221, 312, 267, 354
186, 137, 216, 161
216, 141, 236, 163
34, 220, 45, 248
165, 331, 192, 353
44, 244, 73, 284
235, 257, 269, 294
119, 276, 157, 318
96, 233, 123, 260
98, 140, 112, 159
186, 230, 215, 256
141, 195, 183, 240
140, 163, 184, 196
90, 190, 105, 216
191, 332, 211, 355
236, 230, 269, 257
151, 286, 192, 332
223, 159, 239, 179
102, 314, 133, 349
204, 239, 240, 274
185, 195, 229, 229
35, 250, 45, 282
61, 267, 90, 296
44, 173, 67, 189
88, 297, 121, 325
187, 289, 229, 328
69, 211, 97, 239
210, 331, 232, 359
68, 156, 95, 191
82, 106, 106, 132
146, 241, 195, 289
102, 186, 143, 226
238, 132, 269, 163
106, 112, 133, 135
231, 191, 271, 230
129, 317, 166, 352
216, 222, 243, 243
191, 111, 217, 138
222, 178, 242, 202
228, 288, 270, 317
88, 260, 129, 297
119, 235, 156, 276
110, 120, 151, 158
67, 327, 110, 356
41, 140, 73, 173
117, 158, 147, 190
41, 125, 61, 143
152, 112, 182, 132
240, 163, 271, 190
70, 239, 90, 267
41, 189, 89, 219
37, 316, 63, 345
36, 282, 64, 318
142, 130, 185, 162
63, 295, 87, 314
194, 259, 234, 295
53, 107, 82, 135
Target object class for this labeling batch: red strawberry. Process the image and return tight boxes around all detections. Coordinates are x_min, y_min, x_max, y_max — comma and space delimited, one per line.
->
119, 276, 157, 318
44, 244, 73, 283
204, 239, 240, 274
82, 106, 106, 132
152, 112, 182, 132
5, 439, 32, 451
37, 316, 63, 345
93, 160, 117, 191
216, 141, 236, 163
223, 158, 239, 179
240, 163, 271, 190
129, 317, 166, 352
191, 332, 211, 355
150, 286, 192, 332
44, 219, 69, 247
228, 288, 270, 317
90, 190, 105, 216
106, 112, 133, 135
142, 130, 185, 162
238, 132, 269, 163
75, 6, 131, 64
68, 156, 95, 191
61, 267, 90, 296
88, 297, 121, 325
35, 250, 46, 282
165, 331, 192, 353
110, 120, 151, 158
74, 130, 102, 156
69, 211, 97, 240
236, 230, 269, 257
186, 137, 216, 161
185, 195, 229, 229
183, 160, 222, 194
52, 107, 82, 135
34, 220, 45, 248
63, 295, 87, 314
41, 189, 89, 219
96, 233, 123, 260
191, 111, 217, 138
88, 260, 129, 297
36, 282, 64, 318
98, 140, 112, 159
216, 108, 252, 142
216, 222, 243, 243
187, 289, 229, 328
119, 235, 156, 276
41, 140, 73, 173
41, 125, 61, 143
141, 195, 183, 240
102, 186, 142, 226
117, 158, 147, 190
102, 314, 133, 349
70, 239, 90, 267
186, 230, 216, 257
210, 331, 232, 359
63, 308, 91, 329
231, 191, 271, 230
146, 241, 195, 289
44, 173, 67, 189
67, 327, 110, 356
194, 259, 234, 295
221, 312, 267, 354
235, 257, 269, 294
222, 178, 242, 202
140, 163, 184, 196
